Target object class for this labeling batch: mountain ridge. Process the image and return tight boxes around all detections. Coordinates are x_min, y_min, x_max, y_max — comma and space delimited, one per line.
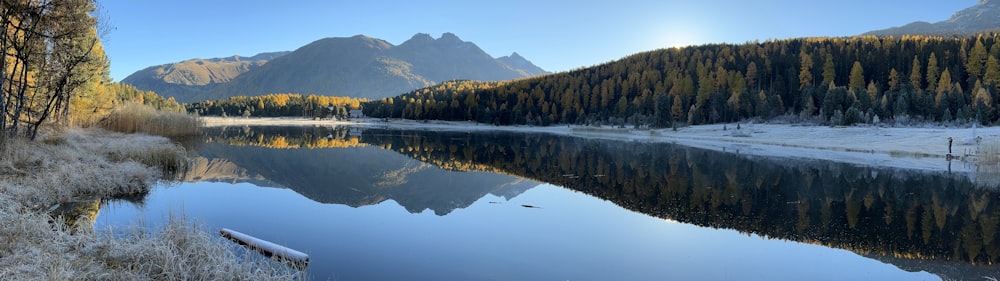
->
122, 33, 548, 103
865, 0, 1000, 36
121, 51, 290, 101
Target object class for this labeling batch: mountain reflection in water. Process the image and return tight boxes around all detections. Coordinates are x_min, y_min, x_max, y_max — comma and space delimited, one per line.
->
125, 125, 1000, 279
186, 126, 537, 216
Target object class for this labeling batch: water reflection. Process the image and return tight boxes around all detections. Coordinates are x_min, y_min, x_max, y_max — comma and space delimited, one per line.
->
186, 126, 536, 215
84, 127, 1000, 280
196, 125, 1000, 279
354, 127, 1000, 278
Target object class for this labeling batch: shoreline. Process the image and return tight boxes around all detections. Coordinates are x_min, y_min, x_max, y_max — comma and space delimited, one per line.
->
0, 128, 297, 279
202, 116, 1000, 175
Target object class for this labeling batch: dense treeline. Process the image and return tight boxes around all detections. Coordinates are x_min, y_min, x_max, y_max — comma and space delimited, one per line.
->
365, 35, 1000, 127
187, 93, 366, 119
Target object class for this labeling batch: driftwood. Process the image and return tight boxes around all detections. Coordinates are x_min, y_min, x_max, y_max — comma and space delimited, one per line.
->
220, 228, 309, 268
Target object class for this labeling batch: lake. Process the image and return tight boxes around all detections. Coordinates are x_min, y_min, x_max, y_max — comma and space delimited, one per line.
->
94, 125, 1000, 280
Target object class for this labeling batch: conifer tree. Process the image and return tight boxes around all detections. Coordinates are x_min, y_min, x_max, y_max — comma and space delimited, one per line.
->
984, 56, 1000, 88
849, 61, 865, 91
927, 53, 940, 93
910, 56, 923, 91
798, 49, 814, 90
889, 68, 900, 92
822, 53, 836, 86
966, 37, 988, 81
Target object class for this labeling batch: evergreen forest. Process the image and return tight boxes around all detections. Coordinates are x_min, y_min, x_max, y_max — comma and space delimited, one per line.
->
362, 35, 1000, 127
186, 94, 365, 119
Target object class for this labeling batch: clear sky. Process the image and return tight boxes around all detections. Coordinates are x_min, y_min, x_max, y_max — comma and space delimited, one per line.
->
100, 0, 978, 81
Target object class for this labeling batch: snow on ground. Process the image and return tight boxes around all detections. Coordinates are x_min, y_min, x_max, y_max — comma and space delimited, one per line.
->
201, 117, 1000, 175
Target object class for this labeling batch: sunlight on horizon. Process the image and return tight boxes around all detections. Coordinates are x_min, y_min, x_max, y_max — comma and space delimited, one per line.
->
646, 19, 710, 49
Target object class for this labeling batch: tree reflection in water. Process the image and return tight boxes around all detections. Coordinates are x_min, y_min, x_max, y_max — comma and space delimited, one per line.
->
204, 125, 1000, 276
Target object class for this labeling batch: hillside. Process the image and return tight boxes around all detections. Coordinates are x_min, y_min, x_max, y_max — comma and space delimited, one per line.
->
866, 0, 1000, 36
365, 35, 1000, 127
123, 33, 547, 103
120, 52, 288, 102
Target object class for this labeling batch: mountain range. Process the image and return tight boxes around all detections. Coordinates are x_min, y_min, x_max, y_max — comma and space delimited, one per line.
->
122, 33, 547, 103
123, 2, 999, 105
865, 0, 1000, 36
121, 52, 289, 103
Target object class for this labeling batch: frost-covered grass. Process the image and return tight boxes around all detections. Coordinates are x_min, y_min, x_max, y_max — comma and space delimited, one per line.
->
0, 199, 298, 280
98, 103, 202, 138
0, 129, 180, 208
0, 129, 298, 280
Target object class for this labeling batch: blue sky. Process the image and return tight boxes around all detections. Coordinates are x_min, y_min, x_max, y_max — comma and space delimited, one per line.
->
101, 0, 978, 81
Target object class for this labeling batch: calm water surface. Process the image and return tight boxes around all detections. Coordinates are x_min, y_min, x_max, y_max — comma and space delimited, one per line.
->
94, 126, 1000, 280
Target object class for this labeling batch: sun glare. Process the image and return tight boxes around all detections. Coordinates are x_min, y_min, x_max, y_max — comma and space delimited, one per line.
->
656, 26, 702, 48
648, 23, 707, 49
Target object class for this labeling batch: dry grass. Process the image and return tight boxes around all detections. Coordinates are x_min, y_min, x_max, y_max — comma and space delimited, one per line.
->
0, 130, 298, 280
0, 129, 184, 207
975, 140, 1000, 188
97, 103, 202, 138
978, 139, 1000, 165
87, 215, 300, 280
67, 131, 189, 176
0, 200, 298, 280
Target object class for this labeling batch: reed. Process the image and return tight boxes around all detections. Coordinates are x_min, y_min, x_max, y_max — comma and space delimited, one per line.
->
978, 139, 1000, 166
98, 103, 203, 138
975, 140, 1000, 188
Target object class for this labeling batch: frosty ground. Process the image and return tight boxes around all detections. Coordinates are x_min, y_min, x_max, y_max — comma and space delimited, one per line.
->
204, 117, 1000, 175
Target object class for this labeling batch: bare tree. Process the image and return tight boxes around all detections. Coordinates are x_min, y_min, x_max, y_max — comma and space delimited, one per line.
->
2, 0, 51, 138
2, 0, 103, 139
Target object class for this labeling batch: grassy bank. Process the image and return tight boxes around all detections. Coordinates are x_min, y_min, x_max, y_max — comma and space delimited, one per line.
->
0, 107, 297, 279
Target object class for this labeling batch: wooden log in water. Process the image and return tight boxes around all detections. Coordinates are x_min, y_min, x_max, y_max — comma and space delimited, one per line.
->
220, 228, 309, 267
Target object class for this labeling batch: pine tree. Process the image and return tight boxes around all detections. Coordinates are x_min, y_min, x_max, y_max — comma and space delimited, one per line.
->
910, 56, 923, 91
927, 53, 940, 93
822, 53, 836, 86
798, 49, 814, 90
746, 62, 759, 90
966, 37, 988, 81
849, 61, 865, 91
937, 68, 952, 96
972, 84, 994, 123
984, 55, 1000, 87
934, 68, 953, 112
671, 94, 685, 122
867, 81, 879, 108
888, 68, 900, 92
